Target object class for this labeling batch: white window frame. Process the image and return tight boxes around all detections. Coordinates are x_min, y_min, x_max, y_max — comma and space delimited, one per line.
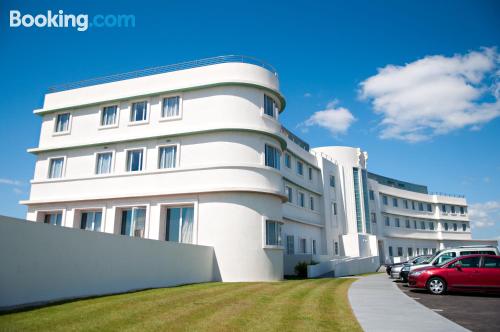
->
115, 204, 150, 238
94, 149, 116, 175
36, 209, 66, 226
98, 104, 120, 129
297, 191, 305, 208
309, 195, 314, 210
299, 237, 308, 254
156, 143, 180, 169
312, 239, 317, 255
296, 160, 304, 177
284, 153, 292, 169
263, 142, 282, 170
128, 99, 150, 125
47, 156, 67, 179
76, 207, 105, 232
159, 93, 183, 121
262, 217, 284, 249
262, 93, 279, 120
124, 147, 147, 172
285, 185, 293, 203
52, 112, 72, 136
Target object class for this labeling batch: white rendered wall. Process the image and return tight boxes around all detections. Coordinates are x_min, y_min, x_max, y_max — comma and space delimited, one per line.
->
0, 215, 215, 309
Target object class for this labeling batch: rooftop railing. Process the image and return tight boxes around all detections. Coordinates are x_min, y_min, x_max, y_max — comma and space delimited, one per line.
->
47, 55, 278, 93
430, 192, 466, 199
280, 126, 310, 151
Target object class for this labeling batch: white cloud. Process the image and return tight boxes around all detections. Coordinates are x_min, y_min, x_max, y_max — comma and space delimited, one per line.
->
301, 100, 356, 136
469, 200, 500, 229
360, 47, 500, 142
0, 178, 24, 187
304, 92, 312, 98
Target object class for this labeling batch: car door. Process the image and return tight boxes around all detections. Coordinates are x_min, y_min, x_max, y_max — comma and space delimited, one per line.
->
446, 256, 481, 288
481, 256, 500, 289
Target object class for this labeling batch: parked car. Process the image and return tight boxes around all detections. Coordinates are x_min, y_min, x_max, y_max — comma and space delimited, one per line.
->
408, 245, 499, 272
398, 255, 433, 282
390, 255, 432, 279
408, 254, 500, 295
386, 261, 406, 275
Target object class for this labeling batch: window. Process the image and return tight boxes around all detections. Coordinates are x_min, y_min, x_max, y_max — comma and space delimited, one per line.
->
296, 161, 304, 175
334, 241, 339, 255
441, 204, 447, 213
426, 203, 432, 212
284, 153, 291, 168
121, 207, 146, 238
432, 248, 437, 254
95, 152, 113, 174
371, 212, 376, 223
81, 211, 102, 231
404, 200, 409, 209
286, 235, 295, 254
413, 220, 417, 229
429, 222, 434, 230
412, 201, 416, 210
453, 223, 458, 231
55, 113, 70, 132
265, 144, 281, 169
418, 202, 424, 211
285, 186, 293, 203
408, 247, 413, 257
158, 146, 177, 169
395, 218, 400, 227
483, 257, 500, 268
459, 206, 465, 214
298, 192, 305, 207
101, 106, 117, 126
299, 238, 307, 253
369, 190, 374, 200
130, 101, 148, 122
264, 95, 278, 118
44, 212, 62, 226
450, 257, 480, 268
397, 247, 403, 256
462, 223, 467, 231
444, 222, 449, 231
309, 196, 314, 210
383, 195, 388, 205
353, 168, 363, 233
308, 167, 313, 181
420, 221, 426, 230
435, 252, 456, 265
423, 248, 429, 255
126, 149, 144, 172
165, 206, 194, 243
312, 239, 317, 255
385, 216, 390, 226
266, 220, 282, 246
330, 175, 336, 187
48, 157, 64, 178
388, 246, 393, 257
161, 96, 180, 118
451, 205, 456, 213
333, 202, 337, 215
405, 219, 410, 228
392, 198, 398, 207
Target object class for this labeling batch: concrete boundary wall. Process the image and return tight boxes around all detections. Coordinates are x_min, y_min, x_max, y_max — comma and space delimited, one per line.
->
0, 216, 217, 310
308, 256, 379, 278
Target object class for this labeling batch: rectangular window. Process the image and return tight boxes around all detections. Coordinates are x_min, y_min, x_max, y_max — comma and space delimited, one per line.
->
404, 200, 409, 209
429, 222, 434, 230
101, 106, 117, 126
453, 223, 458, 231
130, 101, 148, 122
330, 175, 336, 187
353, 168, 363, 232
165, 206, 194, 243
333, 202, 337, 215
413, 220, 417, 228
309, 196, 314, 210
81, 211, 102, 231
55, 113, 70, 132
308, 167, 313, 181
286, 235, 294, 254
298, 192, 305, 207
418, 202, 424, 211
444, 222, 449, 231
451, 205, 456, 213
441, 204, 447, 212
427, 203, 432, 212
158, 146, 177, 169
44, 212, 62, 226
388, 246, 393, 257
383, 195, 388, 205
284, 153, 291, 168
95, 152, 113, 174
395, 218, 400, 227
397, 247, 403, 256
285, 186, 293, 203
312, 239, 317, 255
459, 206, 465, 214
361, 169, 371, 233
126, 149, 144, 172
264, 95, 277, 118
420, 221, 426, 230
299, 238, 307, 253
408, 247, 413, 257
121, 207, 146, 238
392, 198, 398, 207
405, 219, 410, 228
334, 241, 339, 255
265, 144, 281, 169
462, 223, 467, 231
162, 96, 180, 118
48, 158, 64, 179
266, 220, 282, 246
423, 248, 428, 255
296, 161, 304, 175
371, 212, 376, 223
483, 257, 500, 268
385, 216, 390, 226
369, 190, 374, 200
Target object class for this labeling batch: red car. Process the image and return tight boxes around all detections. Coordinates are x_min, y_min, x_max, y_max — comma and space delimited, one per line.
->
408, 254, 500, 295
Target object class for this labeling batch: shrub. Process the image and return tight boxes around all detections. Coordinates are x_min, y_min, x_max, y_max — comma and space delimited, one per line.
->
294, 261, 308, 278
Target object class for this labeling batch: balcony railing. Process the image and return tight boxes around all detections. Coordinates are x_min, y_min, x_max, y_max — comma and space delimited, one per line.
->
48, 55, 278, 93
430, 192, 465, 198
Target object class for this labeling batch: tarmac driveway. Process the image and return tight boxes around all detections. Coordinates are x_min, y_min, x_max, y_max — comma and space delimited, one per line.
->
397, 281, 500, 332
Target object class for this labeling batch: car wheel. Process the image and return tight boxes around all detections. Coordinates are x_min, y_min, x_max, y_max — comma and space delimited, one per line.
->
427, 277, 446, 295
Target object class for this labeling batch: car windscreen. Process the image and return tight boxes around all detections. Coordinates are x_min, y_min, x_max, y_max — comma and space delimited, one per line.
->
434, 252, 457, 266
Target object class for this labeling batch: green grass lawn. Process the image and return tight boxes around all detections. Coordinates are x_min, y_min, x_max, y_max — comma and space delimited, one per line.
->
0, 278, 362, 332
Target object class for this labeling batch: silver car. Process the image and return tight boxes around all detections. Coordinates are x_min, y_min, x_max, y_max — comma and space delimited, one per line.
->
390, 255, 432, 279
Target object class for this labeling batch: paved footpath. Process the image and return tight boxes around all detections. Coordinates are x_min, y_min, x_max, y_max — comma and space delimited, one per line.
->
348, 273, 469, 332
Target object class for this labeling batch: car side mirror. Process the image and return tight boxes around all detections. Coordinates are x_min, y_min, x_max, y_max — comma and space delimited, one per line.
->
455, 264, 462, 271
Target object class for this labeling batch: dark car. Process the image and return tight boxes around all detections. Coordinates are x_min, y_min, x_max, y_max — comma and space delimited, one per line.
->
399, 255, 433, 282
408, 254, 500, 295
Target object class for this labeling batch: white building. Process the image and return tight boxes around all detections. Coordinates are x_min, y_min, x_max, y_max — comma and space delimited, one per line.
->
21, 55, 497, 281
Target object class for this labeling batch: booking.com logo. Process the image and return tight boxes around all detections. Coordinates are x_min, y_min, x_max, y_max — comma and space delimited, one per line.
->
9, 10, 135, 32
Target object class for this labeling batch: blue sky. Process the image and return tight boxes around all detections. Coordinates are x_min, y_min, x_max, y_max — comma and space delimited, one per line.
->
0, 0, 499, 240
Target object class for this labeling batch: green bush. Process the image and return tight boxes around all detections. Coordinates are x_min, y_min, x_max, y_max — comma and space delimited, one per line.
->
294, 261, 308, 278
